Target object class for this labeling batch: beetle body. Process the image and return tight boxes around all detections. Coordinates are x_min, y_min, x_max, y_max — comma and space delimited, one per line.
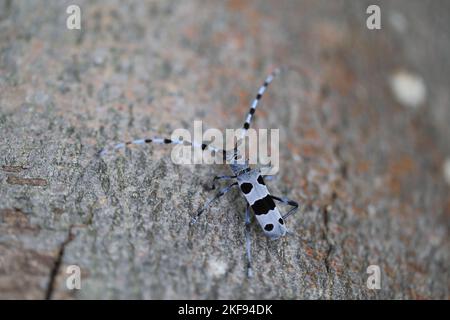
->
229, 159, 287, 239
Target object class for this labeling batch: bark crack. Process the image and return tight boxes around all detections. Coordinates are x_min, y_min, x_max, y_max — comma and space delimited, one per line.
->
322, 205, 334, 274
44, 226, 75, 300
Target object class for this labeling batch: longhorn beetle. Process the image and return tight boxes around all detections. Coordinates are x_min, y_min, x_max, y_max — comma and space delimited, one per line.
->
99, 67, 299, 277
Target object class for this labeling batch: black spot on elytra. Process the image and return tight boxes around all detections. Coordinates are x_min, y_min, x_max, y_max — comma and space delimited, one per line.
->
145, 139, 152, 143
257, 175, 265, 185
243, 122, 250, 130
251, 195, 275, 215
240, 183, 253, 194
164, 138, 172, 144
249, 108, 255, 115
278, 218, 284, 225
264, 224, 274, 231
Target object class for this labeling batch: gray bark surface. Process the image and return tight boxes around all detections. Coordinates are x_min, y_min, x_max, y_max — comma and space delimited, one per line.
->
0, 0, 449, 299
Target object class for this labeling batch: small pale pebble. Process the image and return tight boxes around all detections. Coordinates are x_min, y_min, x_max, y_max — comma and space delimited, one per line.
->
208, 258, 227, 277
389, 70, 426, 109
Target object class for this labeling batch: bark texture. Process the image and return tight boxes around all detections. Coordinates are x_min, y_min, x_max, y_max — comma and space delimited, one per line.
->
0, 0, 449, 299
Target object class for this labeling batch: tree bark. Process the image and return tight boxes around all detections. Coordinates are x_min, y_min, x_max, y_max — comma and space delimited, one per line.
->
0, 0, 449, 299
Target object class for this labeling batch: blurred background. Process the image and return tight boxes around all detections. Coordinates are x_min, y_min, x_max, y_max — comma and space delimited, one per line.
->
0, 0, 449, 299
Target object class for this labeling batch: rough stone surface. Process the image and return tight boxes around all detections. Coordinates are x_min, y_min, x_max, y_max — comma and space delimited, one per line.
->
0, 0, 449, 299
